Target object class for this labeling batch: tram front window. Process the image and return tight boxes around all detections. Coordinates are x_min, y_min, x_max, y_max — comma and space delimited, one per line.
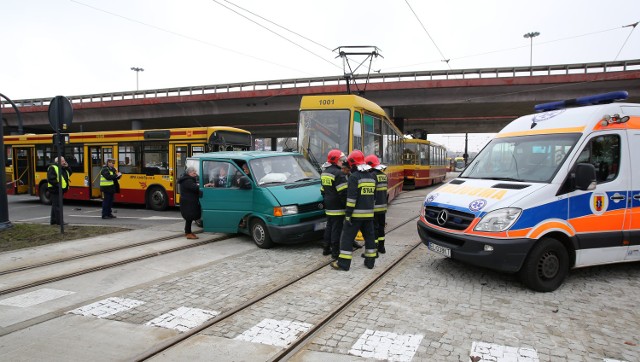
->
298, 110, 350, 169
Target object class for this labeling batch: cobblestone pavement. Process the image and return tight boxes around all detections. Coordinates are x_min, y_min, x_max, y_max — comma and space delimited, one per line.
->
58, 185, 639, 361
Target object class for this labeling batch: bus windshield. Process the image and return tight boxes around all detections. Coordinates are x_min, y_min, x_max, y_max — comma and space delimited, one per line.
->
298, 109, 350, 169
460, 133, 580, 183
251, 155, 320, 186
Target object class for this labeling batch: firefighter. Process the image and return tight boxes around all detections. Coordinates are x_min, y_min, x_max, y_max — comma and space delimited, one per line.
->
320, 149, 348, 258
365, 154, 388, 255
331, 150, 377, 271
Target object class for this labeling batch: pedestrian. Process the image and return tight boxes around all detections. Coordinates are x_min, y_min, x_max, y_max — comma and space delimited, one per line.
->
178, 166, 202, 239
320, 149, 348, 258
100, 158, 121, 219
331, 150, 377, 271
365, 154, 388, 256
47, 156, 72, 225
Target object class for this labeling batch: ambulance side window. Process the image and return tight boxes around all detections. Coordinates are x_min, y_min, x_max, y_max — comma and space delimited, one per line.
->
575, 134, 620, 183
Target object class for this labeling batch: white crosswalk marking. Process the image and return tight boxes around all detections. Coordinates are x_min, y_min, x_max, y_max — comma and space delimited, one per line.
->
145, 306, 219, 332
349, 329, 423, 361
67, 297, 145, 318
0, 288, 75, 307
470, 341, 539, 362
234, 318, 312, 347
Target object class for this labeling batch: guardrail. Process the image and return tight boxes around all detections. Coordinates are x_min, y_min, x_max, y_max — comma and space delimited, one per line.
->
3, 59, 640, 109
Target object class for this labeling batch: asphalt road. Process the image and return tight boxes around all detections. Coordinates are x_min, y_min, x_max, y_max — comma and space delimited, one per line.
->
6, 193, 184, 229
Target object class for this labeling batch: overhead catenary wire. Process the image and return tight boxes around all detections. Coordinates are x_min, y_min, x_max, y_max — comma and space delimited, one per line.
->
404, 0, 451, 69
614, 21, 639, 61
211, 0, 341, 71
70, 0, 315, 77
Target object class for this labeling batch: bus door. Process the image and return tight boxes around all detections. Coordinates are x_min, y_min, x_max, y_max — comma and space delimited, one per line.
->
174, 144, 205, 205
88, 146, 114, 198
12, 147, 34, 194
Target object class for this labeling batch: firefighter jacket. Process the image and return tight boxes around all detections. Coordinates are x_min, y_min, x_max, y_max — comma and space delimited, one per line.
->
47, 164, 72, 193
371, 168, 388, 213
321, 164, 348, 216
345, 169, 376, 219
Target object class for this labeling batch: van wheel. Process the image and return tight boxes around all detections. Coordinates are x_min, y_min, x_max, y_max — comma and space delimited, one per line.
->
39, 183, 52, 205
519, 237, 568, 292
251, 219, 273, 249
147, 187, 168, 211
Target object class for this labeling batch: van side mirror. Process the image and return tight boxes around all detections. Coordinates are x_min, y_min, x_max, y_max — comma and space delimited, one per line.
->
574, 163, 596, 191
238, 175, 252, 190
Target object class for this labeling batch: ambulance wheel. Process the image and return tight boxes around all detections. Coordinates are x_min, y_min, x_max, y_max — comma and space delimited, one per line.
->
147, 187, 168, 211
251, 219, 273, 249
39, 183, 52, 205
519, 237, 568, 292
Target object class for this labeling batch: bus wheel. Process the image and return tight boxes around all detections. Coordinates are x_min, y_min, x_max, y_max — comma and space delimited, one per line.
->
251, 219, 273, 249
39, 183, 52, 205
519, 237, 568, 292
147, 187, 168, 211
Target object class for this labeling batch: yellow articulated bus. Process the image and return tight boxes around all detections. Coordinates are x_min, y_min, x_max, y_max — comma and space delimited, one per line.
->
4, 126, 252, 210
297, 94, 405, 202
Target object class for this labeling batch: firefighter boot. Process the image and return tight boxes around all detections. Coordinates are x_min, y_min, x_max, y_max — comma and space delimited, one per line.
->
378, 240, 386, 254
364, 257, 375, 269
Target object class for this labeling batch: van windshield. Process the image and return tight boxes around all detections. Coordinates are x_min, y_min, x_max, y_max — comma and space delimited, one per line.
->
251, 155, 320, 186
460, 133, 581, 183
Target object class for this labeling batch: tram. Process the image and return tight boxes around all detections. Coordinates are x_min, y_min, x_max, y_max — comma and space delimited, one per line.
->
402, 138, 447, 190
297, 94, 404, 201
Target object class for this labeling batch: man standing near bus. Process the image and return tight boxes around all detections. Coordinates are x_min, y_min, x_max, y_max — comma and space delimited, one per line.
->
331, 150, 377, 271
100, 159, 121, 219
47, 156, 72, 225
320, 150, 348, 258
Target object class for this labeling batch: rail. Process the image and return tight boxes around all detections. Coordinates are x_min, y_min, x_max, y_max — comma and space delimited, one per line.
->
3, 59, 640, 109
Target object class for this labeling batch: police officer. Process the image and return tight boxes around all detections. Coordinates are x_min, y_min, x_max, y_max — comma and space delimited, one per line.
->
320, 149, 348, 258
47, 156, 72, 225
331, 150, 377, 271
365, 154, 388, 255
100, 159, 122, 219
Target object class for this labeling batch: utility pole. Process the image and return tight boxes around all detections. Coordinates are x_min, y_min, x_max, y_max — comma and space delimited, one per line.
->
131, 67, 144, 91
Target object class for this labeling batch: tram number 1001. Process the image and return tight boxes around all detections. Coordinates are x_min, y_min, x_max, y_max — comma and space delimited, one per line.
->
318, 99, 335, 106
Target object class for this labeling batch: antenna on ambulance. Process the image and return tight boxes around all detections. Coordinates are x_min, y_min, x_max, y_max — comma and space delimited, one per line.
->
334, 46, 383, 95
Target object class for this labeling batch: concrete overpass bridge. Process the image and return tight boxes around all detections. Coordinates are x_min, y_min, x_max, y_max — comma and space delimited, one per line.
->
2, 59, 640, 138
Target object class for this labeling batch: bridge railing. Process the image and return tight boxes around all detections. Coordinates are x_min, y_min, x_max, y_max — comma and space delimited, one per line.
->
3, 59, 640, 109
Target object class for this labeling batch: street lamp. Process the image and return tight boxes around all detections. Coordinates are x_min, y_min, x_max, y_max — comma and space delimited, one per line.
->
523, 32, 540, 71
130, 67, 144, 91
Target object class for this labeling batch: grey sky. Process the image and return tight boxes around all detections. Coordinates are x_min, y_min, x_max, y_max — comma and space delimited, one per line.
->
2, 0, 639, 151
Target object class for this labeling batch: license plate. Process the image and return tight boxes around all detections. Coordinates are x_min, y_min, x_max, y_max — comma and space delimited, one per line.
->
428, 242, 451, 258
314, 221, 327, 231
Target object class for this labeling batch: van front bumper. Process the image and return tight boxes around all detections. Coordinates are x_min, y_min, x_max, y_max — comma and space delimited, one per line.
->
417, 219, 535, 273
268, 217, 327, 244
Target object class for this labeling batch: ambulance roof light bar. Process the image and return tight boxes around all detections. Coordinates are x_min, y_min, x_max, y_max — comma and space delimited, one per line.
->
534, 91, 629, 112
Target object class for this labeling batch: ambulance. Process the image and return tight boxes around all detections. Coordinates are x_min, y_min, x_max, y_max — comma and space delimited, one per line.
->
417, 91, 640, 292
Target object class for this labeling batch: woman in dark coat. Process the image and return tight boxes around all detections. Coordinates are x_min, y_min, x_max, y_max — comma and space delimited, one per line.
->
178, 166, 202, 239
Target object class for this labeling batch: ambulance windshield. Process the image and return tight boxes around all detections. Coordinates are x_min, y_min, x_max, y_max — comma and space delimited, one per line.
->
460, 133, 581, 183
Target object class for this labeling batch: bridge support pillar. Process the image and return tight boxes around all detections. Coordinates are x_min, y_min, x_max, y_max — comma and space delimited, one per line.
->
270, 137, 277, 151
131, 120, 142, 130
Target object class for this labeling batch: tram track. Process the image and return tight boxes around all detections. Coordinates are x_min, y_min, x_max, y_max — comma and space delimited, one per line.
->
133, 214, 421, 361
0, 233, 234, 296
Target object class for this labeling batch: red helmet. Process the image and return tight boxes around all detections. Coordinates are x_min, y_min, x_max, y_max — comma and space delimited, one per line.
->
365, 154, 380, 168
327, 149, 344, 165
347, 150, 365, 167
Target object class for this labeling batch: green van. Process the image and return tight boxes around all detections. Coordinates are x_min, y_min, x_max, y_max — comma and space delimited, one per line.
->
185, 151, 327, 248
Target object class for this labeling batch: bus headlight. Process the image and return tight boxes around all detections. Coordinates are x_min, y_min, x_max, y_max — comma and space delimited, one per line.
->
274, 205, 298, 216
474, 208, 521, 232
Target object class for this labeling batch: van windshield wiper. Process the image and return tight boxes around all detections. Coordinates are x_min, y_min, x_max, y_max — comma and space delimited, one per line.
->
294, 177, 315, 182
259, 181, 286, 186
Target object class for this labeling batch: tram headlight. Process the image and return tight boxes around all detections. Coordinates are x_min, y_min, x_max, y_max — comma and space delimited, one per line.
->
474, 208, 521, 232
274, 205, 298, 216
